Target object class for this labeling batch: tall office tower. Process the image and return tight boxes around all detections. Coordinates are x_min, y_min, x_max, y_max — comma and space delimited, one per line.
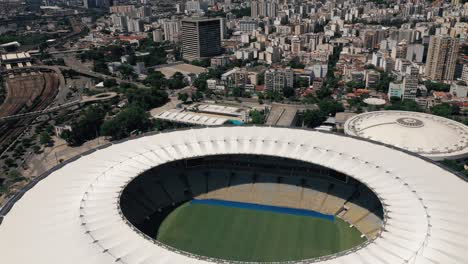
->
425, 35, 459, 82
402, 66, 419, 101
181, 17, 222, 61
162, 19, 181, 42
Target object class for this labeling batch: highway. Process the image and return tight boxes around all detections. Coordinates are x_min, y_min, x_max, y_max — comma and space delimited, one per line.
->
9, 65, 145, 88
0, 92, 118, 122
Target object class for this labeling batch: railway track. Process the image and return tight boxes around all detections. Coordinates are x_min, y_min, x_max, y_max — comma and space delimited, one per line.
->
0, 72, 59, 154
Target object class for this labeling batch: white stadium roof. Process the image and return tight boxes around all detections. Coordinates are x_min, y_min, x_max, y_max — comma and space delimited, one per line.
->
1, 126, 468, 264
156, 110, 229, 126
344, 111, 468, 160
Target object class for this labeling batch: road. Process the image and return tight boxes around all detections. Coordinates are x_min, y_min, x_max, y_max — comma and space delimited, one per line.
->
60, 55, 146, 88
0, 92, 118, 122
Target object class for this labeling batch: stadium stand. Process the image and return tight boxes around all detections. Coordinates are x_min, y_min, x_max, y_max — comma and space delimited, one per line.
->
120, 154, 384, 239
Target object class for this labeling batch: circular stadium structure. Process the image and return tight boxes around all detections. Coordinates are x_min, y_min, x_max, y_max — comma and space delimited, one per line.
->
344, 110, 468, 160
0, 126, 467, 263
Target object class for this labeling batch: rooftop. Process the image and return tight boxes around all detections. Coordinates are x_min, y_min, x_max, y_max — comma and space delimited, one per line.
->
344, 111, 468, 160
0, 126, 467, 263
155, 109, 228, 126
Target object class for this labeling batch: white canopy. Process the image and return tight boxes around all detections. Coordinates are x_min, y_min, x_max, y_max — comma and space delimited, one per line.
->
0, 126, 467, 264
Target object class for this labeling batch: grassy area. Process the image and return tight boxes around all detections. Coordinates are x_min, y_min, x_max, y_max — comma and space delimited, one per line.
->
156, 202, 365, 262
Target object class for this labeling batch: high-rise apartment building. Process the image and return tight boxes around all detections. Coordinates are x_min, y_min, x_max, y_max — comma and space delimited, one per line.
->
264, 68, 294, 92
181, 17, 222, 61
110, 5, 135, 15
291, 36, 301, 54
185, 0, 200, 12
402, 66, 419, 101
425, 35, 459, 82
250, 0, 277, 18
162, 19, 181, 42
84, 0, 110, 9
462, 64, 468, 84
152, 29, 163, 43
239, 19, 258, 33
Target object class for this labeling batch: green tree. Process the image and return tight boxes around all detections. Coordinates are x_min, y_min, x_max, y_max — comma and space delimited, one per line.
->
302, 109, 326, 128
168, 72, 187, 89
118, 64, 136, 80
191, 90, 204, 102
103, 79, 117, 88
120, 85, 169, 110
265, 90, 283, 102
282, 87, 295, 98
193, 73, 209, 91
101, 105, 152, 140
431, 103, 460, 118
144, 71, 167, 89
178, 92, 189, 103
249, 110, 265, 124
424, 81, 450, 92
318, 100, 345, 116
295, 77, 310, 88
385, 99, 422, 112
441, 159, 464, 172
7, 169, 21, 180
230, 7, 251, 17
287, 57, 305, 69
39, 132, 52, 145
60, 106, 106, 146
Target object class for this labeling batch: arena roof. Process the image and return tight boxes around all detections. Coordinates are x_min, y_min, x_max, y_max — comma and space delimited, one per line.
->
1, 126, 468, 264
363, 98, 386, 106
344, 111, 468, 160
155, 110, 229, 126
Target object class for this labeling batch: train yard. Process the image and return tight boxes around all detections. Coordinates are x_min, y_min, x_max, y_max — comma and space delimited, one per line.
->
0, 70, 60, 155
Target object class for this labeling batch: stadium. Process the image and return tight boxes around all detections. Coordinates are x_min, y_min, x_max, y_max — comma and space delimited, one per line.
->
0, 126, 468, 263
344, 110, 468, 160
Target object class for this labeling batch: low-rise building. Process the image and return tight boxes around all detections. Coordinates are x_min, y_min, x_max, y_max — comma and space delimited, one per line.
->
388, 82, 403, 99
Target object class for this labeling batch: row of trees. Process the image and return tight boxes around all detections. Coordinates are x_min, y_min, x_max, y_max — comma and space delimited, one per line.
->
301, 98, 345, 128
61, 81, 169, 144
77, 42, 168, 75
143, 71, 188, 90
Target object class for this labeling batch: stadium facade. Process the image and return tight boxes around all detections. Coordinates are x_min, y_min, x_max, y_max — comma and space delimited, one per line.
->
344, 110, 468, 160
0, 126, 467, 263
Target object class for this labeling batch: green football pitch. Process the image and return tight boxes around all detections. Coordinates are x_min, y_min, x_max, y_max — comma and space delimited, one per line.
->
156, 202, 365, 262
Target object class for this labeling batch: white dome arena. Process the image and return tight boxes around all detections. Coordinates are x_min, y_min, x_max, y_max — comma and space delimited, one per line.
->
0, 126, 467, 264
344, 111, 468, 160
